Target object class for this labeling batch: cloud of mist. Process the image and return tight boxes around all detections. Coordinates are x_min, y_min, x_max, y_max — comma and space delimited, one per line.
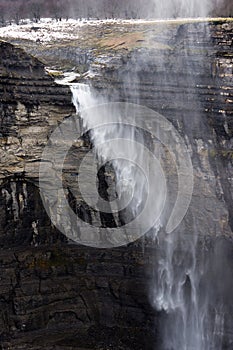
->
68, 0, 227, 20
150, 0, 224, 18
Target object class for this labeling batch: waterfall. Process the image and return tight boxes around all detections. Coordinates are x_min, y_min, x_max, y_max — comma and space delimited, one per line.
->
70, 79, 230, 349
70, 83, 147, 220
70, 84, 165, 232
68, 12, 231, 349
150, 0, 220, 18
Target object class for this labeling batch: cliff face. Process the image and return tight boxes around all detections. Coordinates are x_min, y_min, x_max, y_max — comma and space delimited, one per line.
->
0, 41, 73, 182
89, 20, 233, 236
0, 19, 233, 349
0, 41, 157, 349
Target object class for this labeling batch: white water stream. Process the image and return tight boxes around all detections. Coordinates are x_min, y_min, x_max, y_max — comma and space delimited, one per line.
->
70, 81, 227, 349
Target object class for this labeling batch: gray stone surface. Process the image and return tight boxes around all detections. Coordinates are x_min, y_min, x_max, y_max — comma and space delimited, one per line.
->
0, 20, 232, 349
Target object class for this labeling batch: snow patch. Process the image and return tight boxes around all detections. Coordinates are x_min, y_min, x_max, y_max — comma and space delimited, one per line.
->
0, 17, 215, 43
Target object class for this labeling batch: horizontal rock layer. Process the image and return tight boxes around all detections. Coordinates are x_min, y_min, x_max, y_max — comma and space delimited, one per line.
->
0, 20, 233, 349
0, 40, 157, 349
88, 21, 233, 236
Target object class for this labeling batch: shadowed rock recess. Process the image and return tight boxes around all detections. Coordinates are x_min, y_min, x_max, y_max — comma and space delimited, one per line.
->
0, 20, 232, 349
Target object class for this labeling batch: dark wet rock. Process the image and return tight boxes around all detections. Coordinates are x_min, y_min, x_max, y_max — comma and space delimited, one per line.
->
87, 21, 233, 235
0, 41, 74, 184
0, 20, 232, 349
0, 39, 157, 349
0, 41, 72, 106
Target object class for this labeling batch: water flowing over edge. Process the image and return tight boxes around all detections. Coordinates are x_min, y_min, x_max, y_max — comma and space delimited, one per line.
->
69, 80, 230, 349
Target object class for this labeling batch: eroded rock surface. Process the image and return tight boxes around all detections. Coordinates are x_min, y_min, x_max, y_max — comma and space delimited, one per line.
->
0, 40, 157, 349
0, 20, 233, 349
88, 21, 233, 236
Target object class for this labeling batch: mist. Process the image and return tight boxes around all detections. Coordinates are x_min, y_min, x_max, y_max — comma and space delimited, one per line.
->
150, 0, 224, 18
69, 0, 228, 19
0, 0, 230, 26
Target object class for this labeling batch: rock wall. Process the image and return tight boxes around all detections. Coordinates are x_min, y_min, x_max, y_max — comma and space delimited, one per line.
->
0, 41, 157, 349
89, 20, 233, 237
0, 20, 232, 349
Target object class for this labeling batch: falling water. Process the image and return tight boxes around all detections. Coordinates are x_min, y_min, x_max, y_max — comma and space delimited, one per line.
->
150, 0, 221, 19
71, 84, 145, 219
70, 71, 232, 347
70, 84, 228, 350
146, 2, 228, 349
70, 84, 165, 231
69, 6, 232, 348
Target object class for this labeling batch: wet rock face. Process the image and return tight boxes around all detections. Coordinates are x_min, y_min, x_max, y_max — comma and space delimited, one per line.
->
0, 20, 232, 349
0, 41, 74, 183
90, 21, 233, 236
0, 180, 66, 247
0, 41, 71, 106
0, 180, 156, 349
0, 41, 157, 349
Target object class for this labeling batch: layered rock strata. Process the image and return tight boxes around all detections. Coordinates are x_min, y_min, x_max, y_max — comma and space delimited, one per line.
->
0, 19, 232, 349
